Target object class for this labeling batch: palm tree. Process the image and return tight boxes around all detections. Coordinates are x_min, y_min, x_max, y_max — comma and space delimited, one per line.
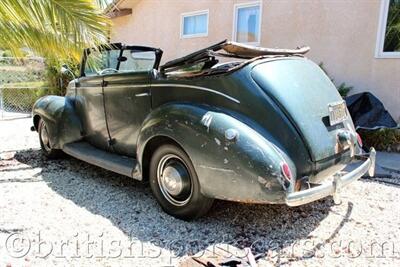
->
0, 0, 110, 62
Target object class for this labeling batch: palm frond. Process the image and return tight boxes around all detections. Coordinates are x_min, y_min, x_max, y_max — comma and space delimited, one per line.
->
0, 21, 83, 61
0, 0, 110, 62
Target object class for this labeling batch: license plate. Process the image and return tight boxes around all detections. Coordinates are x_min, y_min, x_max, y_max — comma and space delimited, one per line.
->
328, 101, 347, 126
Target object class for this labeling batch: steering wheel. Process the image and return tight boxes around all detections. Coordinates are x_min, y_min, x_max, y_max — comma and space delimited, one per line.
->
98, 68, 118, 75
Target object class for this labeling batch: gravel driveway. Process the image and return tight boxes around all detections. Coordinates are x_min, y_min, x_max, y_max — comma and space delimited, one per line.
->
0, 117, 399, 266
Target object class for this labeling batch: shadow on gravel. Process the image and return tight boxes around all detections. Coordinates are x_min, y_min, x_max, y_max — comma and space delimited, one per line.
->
14, 149, 343, 258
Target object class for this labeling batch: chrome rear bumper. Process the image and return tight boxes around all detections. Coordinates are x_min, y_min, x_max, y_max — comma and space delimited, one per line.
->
285, 148, 376, 206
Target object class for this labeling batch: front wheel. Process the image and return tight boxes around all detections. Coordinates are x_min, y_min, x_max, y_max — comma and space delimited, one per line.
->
149, 144, 214, 220
38, 119, 63, 159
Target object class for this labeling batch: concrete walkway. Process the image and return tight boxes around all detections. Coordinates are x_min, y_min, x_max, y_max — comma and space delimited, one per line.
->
376, 151, 400, 174
0, 111, 30, 120
345, 151, 400, 177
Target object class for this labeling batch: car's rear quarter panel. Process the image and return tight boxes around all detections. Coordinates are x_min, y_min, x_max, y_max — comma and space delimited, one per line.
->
137, 104, 293, 203
150, 65, 312, 179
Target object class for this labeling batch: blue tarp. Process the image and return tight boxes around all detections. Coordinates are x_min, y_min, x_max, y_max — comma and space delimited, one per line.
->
346, 92, 398, 130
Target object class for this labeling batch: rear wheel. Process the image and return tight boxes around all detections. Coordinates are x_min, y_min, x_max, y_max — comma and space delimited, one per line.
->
38, 119, 63, 159
149, 144, 214, 220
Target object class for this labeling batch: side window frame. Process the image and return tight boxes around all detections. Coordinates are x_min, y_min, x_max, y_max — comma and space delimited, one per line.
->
376, 0, 400, 58
80, 44, 163, 77
80, 43, 122, 77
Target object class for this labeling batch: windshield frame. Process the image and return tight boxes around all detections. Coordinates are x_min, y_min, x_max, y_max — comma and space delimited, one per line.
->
80, 43, 163, 77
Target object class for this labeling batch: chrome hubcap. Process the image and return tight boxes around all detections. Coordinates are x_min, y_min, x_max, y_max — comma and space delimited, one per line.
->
40, 123, 51, 152
162, 166, 184, 196
157, 154, 192, 206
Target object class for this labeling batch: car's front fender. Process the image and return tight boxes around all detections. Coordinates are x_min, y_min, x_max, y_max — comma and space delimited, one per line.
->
137, 104, 296, 203
32, 95, 82, 149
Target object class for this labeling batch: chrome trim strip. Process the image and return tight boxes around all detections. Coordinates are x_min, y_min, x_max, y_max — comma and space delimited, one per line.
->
91, 82, 240, 104
151, 83, 240, 104
135, 92, 151, 97
106, 84, 151, 89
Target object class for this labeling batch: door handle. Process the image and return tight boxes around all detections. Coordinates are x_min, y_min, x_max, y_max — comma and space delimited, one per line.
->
135, 92, 151, 97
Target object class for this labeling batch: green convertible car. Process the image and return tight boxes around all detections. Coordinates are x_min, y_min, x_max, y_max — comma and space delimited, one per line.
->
31, 40, 375, 220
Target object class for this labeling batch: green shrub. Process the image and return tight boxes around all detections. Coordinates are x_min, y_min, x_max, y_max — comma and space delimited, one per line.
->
2, 50, 12, 57
358, 128, 400, 152
336, 82, 353, 98
319, 62, 352, 98
44, 59, 79, 96
0, 64, 46, 83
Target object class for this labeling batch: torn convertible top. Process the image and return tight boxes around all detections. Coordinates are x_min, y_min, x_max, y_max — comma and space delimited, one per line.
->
160, 40, 310, 73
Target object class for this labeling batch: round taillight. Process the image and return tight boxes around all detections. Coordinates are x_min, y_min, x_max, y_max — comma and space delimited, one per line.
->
356, 133, 363, 148
281, 162, 292, 181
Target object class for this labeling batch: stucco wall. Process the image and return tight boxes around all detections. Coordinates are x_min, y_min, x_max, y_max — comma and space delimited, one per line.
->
110, 0, 400, 120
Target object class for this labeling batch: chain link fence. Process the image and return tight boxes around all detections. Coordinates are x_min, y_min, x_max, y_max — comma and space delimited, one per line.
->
0, 57, 48, 120
0, 86, 48, 119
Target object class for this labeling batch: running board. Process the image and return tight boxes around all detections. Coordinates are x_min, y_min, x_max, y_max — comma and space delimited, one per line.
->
63, 142, 138, 178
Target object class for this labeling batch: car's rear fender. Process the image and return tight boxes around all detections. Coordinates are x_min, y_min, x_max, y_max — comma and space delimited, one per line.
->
137, 103, 296, 203
32, 95, 82, 149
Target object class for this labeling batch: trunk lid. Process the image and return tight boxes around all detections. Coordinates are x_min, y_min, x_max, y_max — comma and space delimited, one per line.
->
251, 58, 354, 162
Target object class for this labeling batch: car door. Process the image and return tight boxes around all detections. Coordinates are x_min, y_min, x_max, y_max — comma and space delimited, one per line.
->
75, 75, 109, 150
103, 48, 159, 156
75, 48, 120, 151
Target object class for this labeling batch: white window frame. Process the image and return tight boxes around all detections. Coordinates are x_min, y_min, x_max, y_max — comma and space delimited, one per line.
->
180, 9, 209, 39
376, 0, 400, 58
232, 1, 262, 46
